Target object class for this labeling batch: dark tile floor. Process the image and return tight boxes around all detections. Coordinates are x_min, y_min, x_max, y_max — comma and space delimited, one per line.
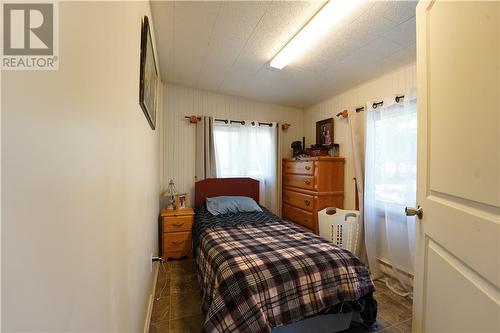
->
149, 259, 413, 333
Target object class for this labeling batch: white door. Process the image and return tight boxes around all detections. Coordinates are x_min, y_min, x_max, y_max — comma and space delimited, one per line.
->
414, 1, 500, 332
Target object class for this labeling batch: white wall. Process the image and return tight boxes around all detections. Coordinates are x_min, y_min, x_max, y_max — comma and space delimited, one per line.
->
304, 62, 417, 273
2, 2, 161, 331
162, 83, 304, 205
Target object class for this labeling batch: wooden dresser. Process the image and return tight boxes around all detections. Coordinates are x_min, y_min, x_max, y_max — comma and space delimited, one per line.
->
160, 208, 194, 260
282, 157, 345, 234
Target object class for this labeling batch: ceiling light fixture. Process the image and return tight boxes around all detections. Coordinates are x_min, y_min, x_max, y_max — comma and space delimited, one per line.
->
270, 0, 363, 70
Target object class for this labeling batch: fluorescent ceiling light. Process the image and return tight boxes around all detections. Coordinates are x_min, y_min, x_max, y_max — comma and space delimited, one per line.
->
270, 0, 363, 70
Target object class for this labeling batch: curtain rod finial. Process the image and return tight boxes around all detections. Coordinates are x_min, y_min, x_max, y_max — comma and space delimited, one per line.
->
282, 123, 291, 130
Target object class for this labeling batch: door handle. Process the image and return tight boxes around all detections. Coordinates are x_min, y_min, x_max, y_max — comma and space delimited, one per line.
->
405, 206, 423, 219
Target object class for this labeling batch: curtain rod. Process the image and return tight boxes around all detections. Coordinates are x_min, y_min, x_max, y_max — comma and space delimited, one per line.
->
184, 115, 276, 127
352, 95, 405, 114
213, 118, 274, 127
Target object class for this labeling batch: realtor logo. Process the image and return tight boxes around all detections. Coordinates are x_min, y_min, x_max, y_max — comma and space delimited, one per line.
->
2, 2, 58, 70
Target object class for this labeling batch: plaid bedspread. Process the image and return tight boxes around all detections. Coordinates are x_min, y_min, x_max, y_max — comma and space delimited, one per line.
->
194, 207, 376, 333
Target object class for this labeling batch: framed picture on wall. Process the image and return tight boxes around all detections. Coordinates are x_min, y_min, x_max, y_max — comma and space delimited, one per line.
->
316, 118, 334, 148
139, 15, 158, 130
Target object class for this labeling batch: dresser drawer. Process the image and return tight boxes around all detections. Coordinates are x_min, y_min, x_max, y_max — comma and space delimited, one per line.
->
283, 190, 314, 212
283, 203, 314, 231
163, 231, 191, 257
283, 174, 315, 190
163, 215, 193, 233
283, 161, 314, 175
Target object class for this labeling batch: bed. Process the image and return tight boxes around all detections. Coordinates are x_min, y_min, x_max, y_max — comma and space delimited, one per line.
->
193, 178, 377, 333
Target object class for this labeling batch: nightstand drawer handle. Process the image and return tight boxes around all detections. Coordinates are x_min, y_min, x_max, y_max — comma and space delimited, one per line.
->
304, 200, 311, 206
172, 240, 183, 245
172, 223, 184, 227
304, 180, 311, 185
305, 166, 311, 170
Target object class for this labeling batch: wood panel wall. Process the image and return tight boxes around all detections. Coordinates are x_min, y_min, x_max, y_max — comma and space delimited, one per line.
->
161, 83, 304, 206
303, 62, 417, 211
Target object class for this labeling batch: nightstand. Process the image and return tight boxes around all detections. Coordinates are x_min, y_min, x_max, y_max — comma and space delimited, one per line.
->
160, 208, 194, 260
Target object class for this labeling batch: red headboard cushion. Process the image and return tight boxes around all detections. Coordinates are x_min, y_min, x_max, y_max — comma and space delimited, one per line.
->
194, 178, 259, 207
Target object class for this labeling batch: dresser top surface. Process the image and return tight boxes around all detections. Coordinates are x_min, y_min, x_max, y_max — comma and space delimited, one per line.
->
283, 156, 345, 162
161, 207, 195, 217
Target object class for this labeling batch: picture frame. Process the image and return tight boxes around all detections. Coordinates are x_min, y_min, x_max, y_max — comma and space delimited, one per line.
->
332, 143, 340, 157
175, 193, 188, 210
316, 118, 334, 148
139, 16, 158, 130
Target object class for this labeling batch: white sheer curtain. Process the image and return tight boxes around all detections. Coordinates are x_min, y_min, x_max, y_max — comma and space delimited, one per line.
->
348, 109, 368, 264
213, 121, 279, 214
364, 93, 417, 296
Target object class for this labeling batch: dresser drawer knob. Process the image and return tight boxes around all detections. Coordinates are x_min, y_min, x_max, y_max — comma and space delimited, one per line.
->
304, 200, 311, 206
305, 166, 311, 170
172, 240, 183, 245
172, 223, 184, 227
304, 180, 311, 185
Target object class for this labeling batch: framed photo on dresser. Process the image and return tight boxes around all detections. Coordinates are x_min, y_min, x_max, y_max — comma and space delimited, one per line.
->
175, 193, 188, 209
316, 118, 334, 148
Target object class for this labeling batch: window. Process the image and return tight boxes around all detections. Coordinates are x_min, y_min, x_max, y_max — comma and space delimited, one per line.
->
366, 99, 417, 206
213, 121, 278, 212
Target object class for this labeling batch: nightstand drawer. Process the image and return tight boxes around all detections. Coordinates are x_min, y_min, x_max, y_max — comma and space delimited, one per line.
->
163, 231, 191, 253
163, 216, 193, 232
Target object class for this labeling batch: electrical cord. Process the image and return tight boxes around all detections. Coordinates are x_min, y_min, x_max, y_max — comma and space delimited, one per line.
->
156, 261, 169, 301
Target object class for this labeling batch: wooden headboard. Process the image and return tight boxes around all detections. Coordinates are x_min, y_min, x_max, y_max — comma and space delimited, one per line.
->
194, 178, 259, 207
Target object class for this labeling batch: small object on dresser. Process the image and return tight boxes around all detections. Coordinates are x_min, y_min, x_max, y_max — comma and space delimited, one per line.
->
160, 207, 194, 260
291, 141, 303, 157
175, 193, 188, 209
163, 180, 178, 210
332, 143, 340, 157
306, 144, 330, 156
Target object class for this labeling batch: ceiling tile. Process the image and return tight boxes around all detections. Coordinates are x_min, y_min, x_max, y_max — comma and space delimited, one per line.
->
384, 17, 417, 47
197, 2, 270, 90
152, 0, 417, 108
375, 0, 418, 24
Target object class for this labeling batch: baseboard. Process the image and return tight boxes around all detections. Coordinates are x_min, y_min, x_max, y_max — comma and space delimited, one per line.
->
377, 257, 413, 286
143, 262, 160, 333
